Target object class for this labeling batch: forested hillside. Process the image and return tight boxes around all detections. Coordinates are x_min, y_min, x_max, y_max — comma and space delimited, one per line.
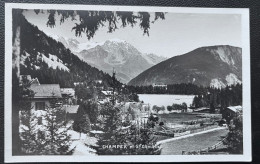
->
19, 15, 121, 88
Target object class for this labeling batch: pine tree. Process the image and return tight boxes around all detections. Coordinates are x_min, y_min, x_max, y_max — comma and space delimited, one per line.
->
20, 109, 40, 154
20, 99, 72, 155
41, 104, 72, 155
92, 102, 161, 155
92, 103, 127, 155
224, 114, 243, 154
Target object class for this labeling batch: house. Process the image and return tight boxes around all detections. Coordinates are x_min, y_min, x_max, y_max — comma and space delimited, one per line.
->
30, 84, 62, 111
60, 88, 76, 105
19, 83, 63, 138
98, 90, 117, 103
62, 105, 79, 121
222, 105, 242, 123
152, 83, 167, 90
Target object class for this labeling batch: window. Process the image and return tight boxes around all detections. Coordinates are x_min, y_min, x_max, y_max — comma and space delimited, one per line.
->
35, 102, 45, 110
38, 117, 42, 125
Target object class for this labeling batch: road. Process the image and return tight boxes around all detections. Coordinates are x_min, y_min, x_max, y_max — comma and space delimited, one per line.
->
160, 128, 228, 155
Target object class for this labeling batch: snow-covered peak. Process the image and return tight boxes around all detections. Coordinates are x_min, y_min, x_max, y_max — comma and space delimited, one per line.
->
107, 38, 126, 43
76, 41, 105, 52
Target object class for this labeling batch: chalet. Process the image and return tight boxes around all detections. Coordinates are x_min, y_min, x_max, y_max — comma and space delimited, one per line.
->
98, 90, 117, 103
62, 105, 79, 121
222, 105, 242, 123
30, 84, 62, 111
152, 83, 167, 90
20, 83, 63, 138
60, 88, 76, 105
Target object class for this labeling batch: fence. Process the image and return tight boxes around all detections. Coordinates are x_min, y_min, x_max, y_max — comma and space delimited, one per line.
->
182, 136, 228, 155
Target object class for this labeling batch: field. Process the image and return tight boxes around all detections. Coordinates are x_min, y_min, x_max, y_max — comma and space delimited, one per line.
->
160, 129, 228, 155
158, 113, 200, 124
138, 94, 195, 108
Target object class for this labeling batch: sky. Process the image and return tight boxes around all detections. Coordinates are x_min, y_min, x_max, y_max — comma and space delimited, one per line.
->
23, 10, 241, 58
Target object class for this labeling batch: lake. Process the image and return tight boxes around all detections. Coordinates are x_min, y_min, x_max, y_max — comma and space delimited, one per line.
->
138, 94, 195, 108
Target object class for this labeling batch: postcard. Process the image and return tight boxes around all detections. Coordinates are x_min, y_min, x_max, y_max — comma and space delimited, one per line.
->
4, 3, 251, 162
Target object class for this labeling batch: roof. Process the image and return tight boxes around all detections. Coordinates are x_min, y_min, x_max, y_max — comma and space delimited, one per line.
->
30, 84, 62, 98
30, 78, 40, 85
61, 88, 75, 96
90, 130, 104, 134
101, 91, 113, 96
226, 106, 242, 113
62, 105, 79, 114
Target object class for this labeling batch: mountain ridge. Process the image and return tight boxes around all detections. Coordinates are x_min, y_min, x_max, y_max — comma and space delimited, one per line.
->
128, 45, 242, 88
50, 35, 167, 84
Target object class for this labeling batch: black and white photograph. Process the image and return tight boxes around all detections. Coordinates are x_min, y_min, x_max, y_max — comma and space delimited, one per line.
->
4, 3, 251, 162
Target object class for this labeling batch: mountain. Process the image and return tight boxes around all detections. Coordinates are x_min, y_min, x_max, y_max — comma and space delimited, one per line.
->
128, 45, 242, 88
49, 36, 167, 84
19, 15, 121, 88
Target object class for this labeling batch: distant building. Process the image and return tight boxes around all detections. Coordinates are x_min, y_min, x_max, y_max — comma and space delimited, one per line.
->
222, 105, 242, 123
19, 75, 40, 86
98, 90, 117, 104
152, 83, 167, 90
60, 88, 76, 105
62, 105, 79, 121
73, 82, 84, 86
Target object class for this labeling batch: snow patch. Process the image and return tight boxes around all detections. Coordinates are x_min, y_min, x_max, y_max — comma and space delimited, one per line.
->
225, 73, 242, 86
210, 79, 226, 89
38, 52, 69, 71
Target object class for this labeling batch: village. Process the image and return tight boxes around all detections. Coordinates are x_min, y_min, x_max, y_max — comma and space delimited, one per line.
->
18, 74, 243, 155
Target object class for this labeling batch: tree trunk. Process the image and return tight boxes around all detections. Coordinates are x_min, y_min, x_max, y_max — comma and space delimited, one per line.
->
12, 25, 21, 155
12, 9, 22, 155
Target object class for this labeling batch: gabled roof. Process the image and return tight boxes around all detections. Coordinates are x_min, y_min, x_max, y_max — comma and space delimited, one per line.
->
62, 105, 79, 114
30, 78, 40, 85
101, 91, 113, 96
226, 105, 242, 113
30, 84, 62, 98
61, 88, 75, 96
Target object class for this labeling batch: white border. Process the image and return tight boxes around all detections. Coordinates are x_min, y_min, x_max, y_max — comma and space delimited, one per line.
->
4, 3, 251, 162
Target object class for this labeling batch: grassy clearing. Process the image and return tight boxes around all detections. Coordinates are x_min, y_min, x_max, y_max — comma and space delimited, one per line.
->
160, 129, 228, 155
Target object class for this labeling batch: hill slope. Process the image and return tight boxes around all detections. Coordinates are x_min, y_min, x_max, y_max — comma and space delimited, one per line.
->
128, 45, 242, 88
20, 15, 120, 88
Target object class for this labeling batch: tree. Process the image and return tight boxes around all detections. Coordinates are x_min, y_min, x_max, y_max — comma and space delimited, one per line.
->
123, 125, 161, 155
224, 114, 243, 154
20, 103, 72, 155
73, 103, 93, 137
147, 113, 158, 128
41, 105, 72, 155
167, 105, 173, 112
92, 102, 161, 155
42, 10, 165, 39
92, 103, 127, 155
73, 113, 91, 137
